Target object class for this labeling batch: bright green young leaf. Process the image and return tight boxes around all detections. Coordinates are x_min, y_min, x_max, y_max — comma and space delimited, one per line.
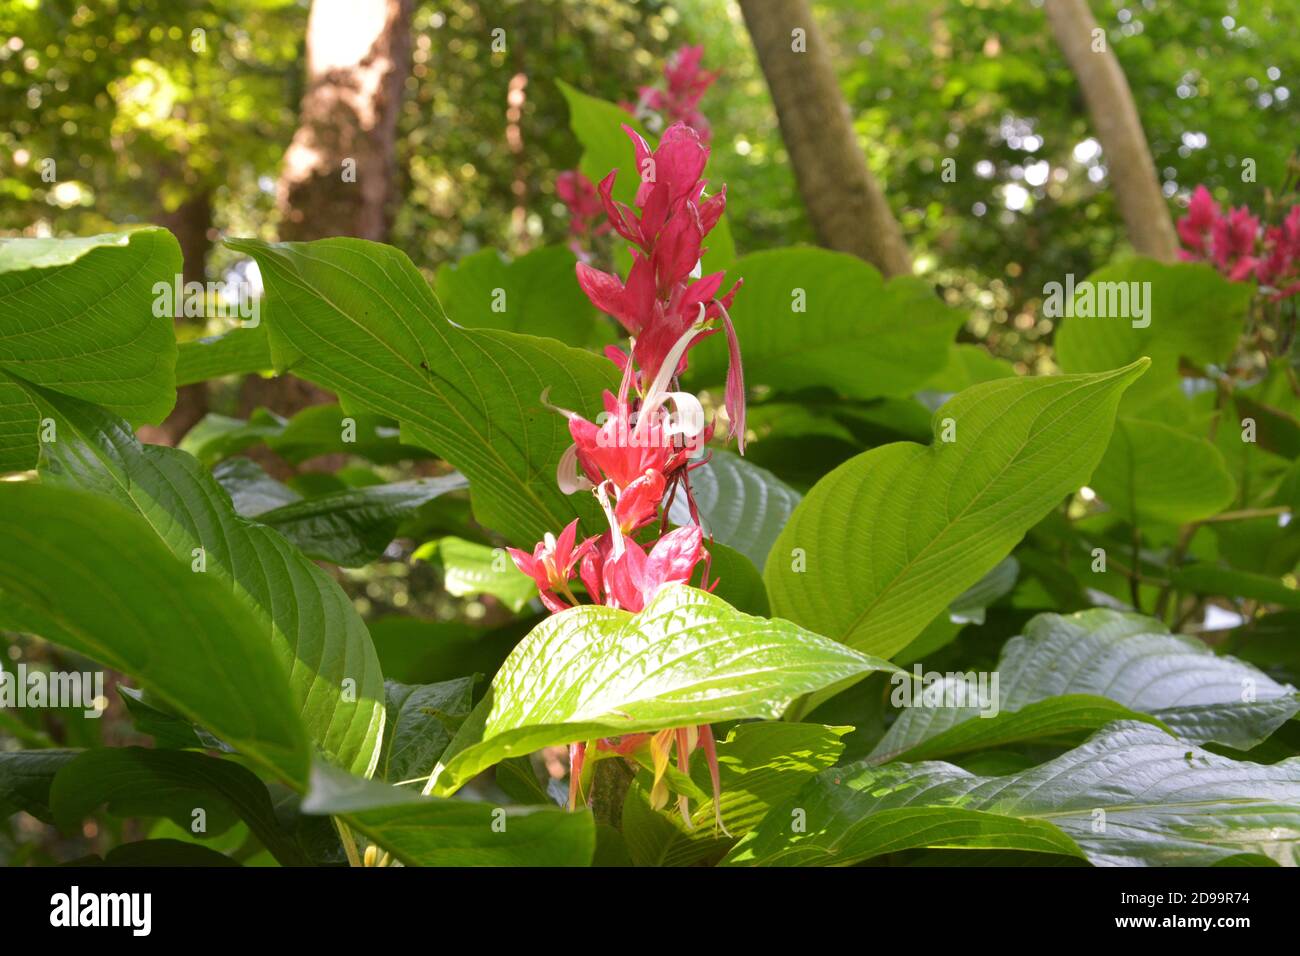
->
667, 449, 801, 571
1091, 417, 1236, 526
414, 536, 536, 612
226, 236, 616, 546
302, 763, 595, 866
0, 228, 180, 472
687, 248, 963, 400
434, 245, 595, 344
427, 584, 895, 796
0, 483, 309, 783
30, 390, 384, 777
766, 360, 1148, 659
726, 721, 1300, 867
49, 747, 307, 865
870, 609, 1298, 763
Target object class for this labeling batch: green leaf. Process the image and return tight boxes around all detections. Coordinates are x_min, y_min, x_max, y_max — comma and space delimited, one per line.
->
1091, 418, 1236, 526
0, 750, 79, 823
947, 556, 1019, 625
175, 326, 271, 385
686, 248, 964, 400
726, 721, 1300, 867
302, 763, 595, 866
212, 457, 301, 516
49, 747, 306, 865
0, 228, 180, 472
621, 721, 848, 866
1172, 564, 1300, 609
667, 449, 801, 571
226, 236, 617, 546
1054, 258, 1253, 415
427, 584, 896, 796
765, 361, 1148, 659
255, 475, 467, 566
434, 246, 594, 344
379, 678, 475, 784
0, 483, 309, 783
30, 391, 383, 777
873, 609, 1299, 761
414, 536, 536, 612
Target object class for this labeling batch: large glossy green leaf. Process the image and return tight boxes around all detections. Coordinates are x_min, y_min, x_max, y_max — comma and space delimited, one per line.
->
1091, 417, 1235, 526
765, 361, 1148, 660
667, 449, 801, 571
302, 763, 595, 866
427, 584, 896, 796
0, 228, 180, 472
49, 747, 306, 865
872, 609, 1298, 762
0, 483, 309, 783
621, 721, 848, 866
1054, 258, 1253, 415
687, 248, 963, 401
227, 236, 616, 546
434, 245, 594, 344
726, 721, 1300, 866
255, 474, 467, 567
29, 390, 384, 777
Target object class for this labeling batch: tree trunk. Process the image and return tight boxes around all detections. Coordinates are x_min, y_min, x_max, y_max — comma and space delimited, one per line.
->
140, 190, 213, 446
739, 0, 913, 277
276, 0, 414, 242
246, 0, 414, 424
1045, 0, 1179, 261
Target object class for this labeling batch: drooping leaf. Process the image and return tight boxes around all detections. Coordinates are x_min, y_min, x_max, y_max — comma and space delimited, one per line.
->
0, 228, 180, 472
227, 236, 617, 546
254, 474, 468, 566
302, 763, 595, 866
667, 449, 801, 570
0, 483, 309, 783
0, 750, 80, 823
49, 747, 306, 865
29, 390, 383, 777
687, 248, 963, 401
427, 584, 896, 796
765, 361, 1148, 660
726, 721, 1300, 867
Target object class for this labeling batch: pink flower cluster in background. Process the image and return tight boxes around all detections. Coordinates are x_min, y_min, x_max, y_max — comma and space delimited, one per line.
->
1178, 184, 1300, 300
